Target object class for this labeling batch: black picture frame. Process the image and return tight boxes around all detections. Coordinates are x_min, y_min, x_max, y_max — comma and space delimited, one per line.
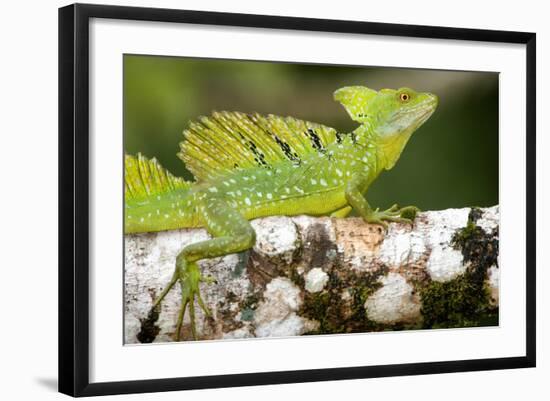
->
58, 3, 536, 397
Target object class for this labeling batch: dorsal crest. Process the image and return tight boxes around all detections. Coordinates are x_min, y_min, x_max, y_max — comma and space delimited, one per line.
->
178, 111, 340, 182
125, 153, 190, 201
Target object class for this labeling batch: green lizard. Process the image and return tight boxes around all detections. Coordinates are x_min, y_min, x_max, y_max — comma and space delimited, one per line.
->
125, 85, 438, 341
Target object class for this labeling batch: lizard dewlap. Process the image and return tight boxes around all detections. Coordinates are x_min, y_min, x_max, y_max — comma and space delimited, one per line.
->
125, 85, 438, 340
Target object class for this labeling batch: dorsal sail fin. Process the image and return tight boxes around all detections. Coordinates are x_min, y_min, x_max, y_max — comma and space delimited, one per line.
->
125, 153, 191, 201
178, 111, 340, 182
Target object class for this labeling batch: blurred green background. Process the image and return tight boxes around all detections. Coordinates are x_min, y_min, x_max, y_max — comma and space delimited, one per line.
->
124, 55, 498, 211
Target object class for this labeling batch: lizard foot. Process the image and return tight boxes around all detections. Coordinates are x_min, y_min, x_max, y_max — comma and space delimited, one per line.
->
152, 260, 214, 341
366, 204, 420, 228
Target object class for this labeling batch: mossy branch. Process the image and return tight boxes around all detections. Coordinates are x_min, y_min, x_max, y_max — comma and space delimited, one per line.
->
124, 206, 499, 343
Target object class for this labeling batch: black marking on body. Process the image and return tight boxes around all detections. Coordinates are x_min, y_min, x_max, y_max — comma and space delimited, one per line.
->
247, 140, 270, 168
350, 132, 358, 144
306, 128, 325, 153
273, 133, 302, 164
335, 132, 344, 143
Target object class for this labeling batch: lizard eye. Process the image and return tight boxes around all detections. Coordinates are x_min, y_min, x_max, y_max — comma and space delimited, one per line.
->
399, 93, 410, 102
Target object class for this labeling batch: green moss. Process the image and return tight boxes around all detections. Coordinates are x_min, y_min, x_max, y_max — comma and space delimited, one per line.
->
237, 292, 262, 323
232, 250, 249, 277
240, 308, 255, 321
302, 291, 333, 332
419, 207, 498, 329
137, 305, 161, 343
289, 266, 305, 288
300, 268, 387, 335
240, 293, 260, 310
451, 207, 484, 251
420, 273, 495, 328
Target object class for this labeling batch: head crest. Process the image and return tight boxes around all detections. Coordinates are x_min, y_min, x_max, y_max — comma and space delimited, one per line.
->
333, 86, 377, 123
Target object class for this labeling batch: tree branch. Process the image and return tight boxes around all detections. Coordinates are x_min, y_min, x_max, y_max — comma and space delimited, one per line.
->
125, 206, 499, 343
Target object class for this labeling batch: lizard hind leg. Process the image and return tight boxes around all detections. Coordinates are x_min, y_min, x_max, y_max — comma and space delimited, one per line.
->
152, 195, 256, 341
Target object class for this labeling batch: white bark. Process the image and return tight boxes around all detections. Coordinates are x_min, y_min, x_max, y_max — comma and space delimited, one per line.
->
124, 206, 499, 343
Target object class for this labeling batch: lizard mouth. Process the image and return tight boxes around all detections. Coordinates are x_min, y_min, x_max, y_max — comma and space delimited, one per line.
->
407, 93, 439, 128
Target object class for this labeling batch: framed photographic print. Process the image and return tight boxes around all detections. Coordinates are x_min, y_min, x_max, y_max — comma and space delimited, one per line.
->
58, 3, 536, 397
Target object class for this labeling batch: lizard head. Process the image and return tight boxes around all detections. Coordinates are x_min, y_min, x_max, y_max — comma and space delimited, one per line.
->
334, 85, 438, 169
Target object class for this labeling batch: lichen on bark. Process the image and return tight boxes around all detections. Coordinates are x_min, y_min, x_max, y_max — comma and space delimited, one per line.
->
124, 206, 499, 343
417, 207, 499, 328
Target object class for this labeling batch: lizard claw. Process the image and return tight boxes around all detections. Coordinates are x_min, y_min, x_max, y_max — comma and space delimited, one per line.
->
387, 203, 400, 213
151, 261, 213, 341
365, 205, 419, 228
174, 261, 214, 340
200, 274, 217, 285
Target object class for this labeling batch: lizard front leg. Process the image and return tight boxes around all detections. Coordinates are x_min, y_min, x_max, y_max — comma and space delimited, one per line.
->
345, 174, 418, 228
151, 195, 256, 341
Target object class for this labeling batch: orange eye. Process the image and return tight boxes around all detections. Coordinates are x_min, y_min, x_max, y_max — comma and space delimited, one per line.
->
399, 93, 410, 102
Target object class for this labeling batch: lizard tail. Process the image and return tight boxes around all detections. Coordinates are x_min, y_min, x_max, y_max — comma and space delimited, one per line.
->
125, 153, 199, 233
